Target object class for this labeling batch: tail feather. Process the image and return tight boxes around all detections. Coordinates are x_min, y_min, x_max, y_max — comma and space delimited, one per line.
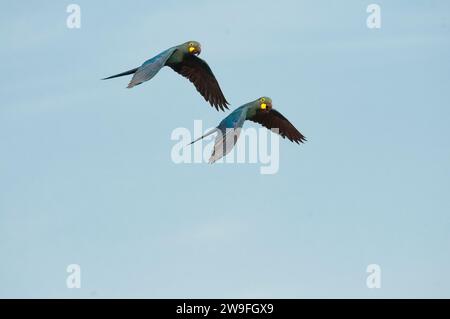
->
187, 128, 218, 146
102, 67, 138, 80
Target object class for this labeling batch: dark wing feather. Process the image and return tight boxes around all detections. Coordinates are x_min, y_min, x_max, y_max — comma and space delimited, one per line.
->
168, 54, 229, 111
249, 109, 306, 144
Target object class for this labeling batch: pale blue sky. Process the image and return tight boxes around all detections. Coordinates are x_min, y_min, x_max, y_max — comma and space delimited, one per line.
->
1, 0, 450, 298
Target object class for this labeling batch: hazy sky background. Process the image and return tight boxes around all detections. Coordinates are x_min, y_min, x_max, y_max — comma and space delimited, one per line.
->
1, 0, 449, 298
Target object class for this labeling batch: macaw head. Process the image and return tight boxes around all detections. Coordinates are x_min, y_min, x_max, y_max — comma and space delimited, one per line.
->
184, 41, 201, 56
257, 96, 273, 113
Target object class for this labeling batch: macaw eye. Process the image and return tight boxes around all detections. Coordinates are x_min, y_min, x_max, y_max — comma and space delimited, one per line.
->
261, 98, 265, 102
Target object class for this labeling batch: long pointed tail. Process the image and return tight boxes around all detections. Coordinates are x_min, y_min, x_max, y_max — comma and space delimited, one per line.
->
102, 67, 138, 80
187, 128, 218, 146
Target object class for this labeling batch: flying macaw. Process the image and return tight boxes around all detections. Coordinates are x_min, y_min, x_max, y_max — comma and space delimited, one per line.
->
103, 41, 229, 111
190, 97, 306, 163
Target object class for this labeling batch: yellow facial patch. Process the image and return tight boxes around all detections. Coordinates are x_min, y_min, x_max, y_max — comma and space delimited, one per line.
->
189, 47, 196, 53
261, 103, 267, 109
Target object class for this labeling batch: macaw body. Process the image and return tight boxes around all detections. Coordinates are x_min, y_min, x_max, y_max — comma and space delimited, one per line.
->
190, 97, 306, 163
103, 41, 229, 111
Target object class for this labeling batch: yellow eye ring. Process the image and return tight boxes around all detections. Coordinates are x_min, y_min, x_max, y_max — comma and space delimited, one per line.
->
261, 98, 265, 102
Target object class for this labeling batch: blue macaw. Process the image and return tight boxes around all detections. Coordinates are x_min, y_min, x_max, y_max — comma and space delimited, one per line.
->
190, 97, 306, 163
103, 41, 229, 111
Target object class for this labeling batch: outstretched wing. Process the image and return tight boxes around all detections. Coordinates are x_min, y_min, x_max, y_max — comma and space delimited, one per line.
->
249, 109, 306, 144
127, 48, 177, 88
209, 109, 246, 163
168, 54, 229, 111
209, 128, 242, 163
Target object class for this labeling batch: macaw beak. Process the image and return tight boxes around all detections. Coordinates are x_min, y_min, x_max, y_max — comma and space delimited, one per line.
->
189, 46, 201, 55
261, 102, 272, 111
189, 47, 201, 55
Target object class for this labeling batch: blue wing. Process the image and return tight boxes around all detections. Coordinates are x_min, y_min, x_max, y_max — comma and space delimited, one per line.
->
127, 47, 177, 88
209, 107, 247, 163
